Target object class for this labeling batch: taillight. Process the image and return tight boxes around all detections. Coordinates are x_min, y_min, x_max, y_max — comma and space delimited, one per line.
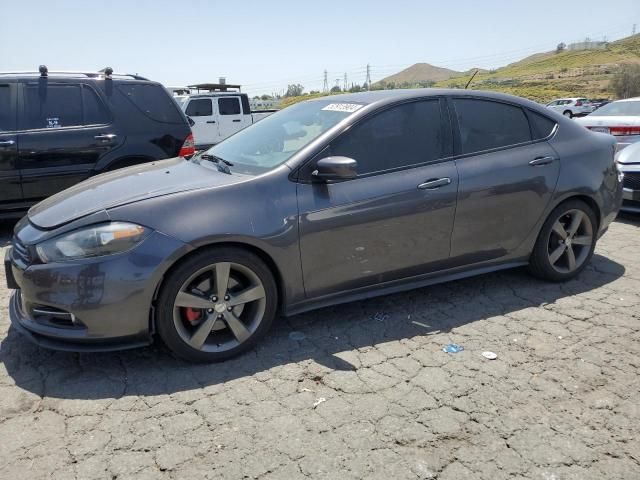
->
179, 133, 195, 157
608, 126, 640, 136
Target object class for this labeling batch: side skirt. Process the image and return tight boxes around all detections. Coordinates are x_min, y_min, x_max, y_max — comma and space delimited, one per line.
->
284, 260, 529, 317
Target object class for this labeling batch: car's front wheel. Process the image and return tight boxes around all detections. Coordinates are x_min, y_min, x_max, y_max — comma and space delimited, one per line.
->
156, 247, 277, 362
528, 199, 597, 282
563, 110, 573, 118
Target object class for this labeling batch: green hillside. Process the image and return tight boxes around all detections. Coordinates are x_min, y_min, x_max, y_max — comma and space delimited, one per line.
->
433, 34, 640, 101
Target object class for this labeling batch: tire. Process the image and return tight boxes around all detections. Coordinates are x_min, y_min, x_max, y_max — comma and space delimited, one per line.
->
156, 247, 278, 362
528, 199, 598, 282
563, 110, 573, 118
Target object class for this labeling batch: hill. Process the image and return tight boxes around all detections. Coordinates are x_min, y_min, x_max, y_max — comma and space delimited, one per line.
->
432, 34, 640, 101
376, 63, 461, 86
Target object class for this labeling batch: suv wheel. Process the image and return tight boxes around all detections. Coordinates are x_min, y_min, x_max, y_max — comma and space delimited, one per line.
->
528, 200, 597, 282
563, 110, 573, 118
156, 248, 278, 362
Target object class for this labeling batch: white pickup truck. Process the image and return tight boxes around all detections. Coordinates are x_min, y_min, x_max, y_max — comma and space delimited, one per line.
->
181, 92, 275, 148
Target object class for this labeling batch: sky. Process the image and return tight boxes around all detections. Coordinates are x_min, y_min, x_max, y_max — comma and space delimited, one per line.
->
1, 0, 639, 96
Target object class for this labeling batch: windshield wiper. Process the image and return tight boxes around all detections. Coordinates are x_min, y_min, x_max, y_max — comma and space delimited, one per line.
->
201, 154, 234, 167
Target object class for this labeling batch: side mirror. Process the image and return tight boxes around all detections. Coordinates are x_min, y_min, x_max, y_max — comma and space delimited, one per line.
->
312, 156, 358, 181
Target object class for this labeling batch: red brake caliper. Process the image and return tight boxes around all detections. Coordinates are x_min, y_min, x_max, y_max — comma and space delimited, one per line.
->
184, 308, 202, 324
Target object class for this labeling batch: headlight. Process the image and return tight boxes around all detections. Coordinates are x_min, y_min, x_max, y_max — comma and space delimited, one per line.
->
36, 222, 150, 263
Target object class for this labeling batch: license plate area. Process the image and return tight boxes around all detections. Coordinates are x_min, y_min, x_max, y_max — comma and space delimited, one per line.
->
590, 127, 610, 134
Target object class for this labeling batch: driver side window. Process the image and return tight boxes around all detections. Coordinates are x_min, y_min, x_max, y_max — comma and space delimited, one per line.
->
329, 100, 445, 176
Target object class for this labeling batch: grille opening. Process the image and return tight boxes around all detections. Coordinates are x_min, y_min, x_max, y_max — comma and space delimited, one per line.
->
622, 172, 640, 191
31, 306, 85, 329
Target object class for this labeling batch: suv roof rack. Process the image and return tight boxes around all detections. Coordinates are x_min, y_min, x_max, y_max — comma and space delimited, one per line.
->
0, 65, 149, 81
188, 83, 242, 92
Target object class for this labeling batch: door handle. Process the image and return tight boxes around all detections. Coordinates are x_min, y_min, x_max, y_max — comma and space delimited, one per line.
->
418, 177, 451, 190
529, 156, 555, 166
232, 119, 241, 123
0, 140, 16, 146
94, 134, 117, 141
206, 120, 216, 124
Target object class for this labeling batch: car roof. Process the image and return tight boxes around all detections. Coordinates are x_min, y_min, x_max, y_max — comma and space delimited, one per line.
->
612, 97, 640, 103
307, 88, 548, 112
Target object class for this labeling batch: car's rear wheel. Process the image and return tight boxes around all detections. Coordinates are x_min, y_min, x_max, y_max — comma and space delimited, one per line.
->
528, 200, 597, 282
156, 248, 277, 362
563, 110, 573, 118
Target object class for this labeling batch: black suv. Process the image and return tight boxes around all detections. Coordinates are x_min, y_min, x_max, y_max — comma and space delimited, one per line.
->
0, 67, 193, 217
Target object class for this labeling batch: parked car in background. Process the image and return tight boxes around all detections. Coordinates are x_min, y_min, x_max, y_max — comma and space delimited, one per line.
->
545, 97, 595, 117
180, 84, 276, 149
615, 140, 640, 213
575, 97, 640, 150
6, 89, 622, 361
589, 98, 611, 110
0, 67, 194, 218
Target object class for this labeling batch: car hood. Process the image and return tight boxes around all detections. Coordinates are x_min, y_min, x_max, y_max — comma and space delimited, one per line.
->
575, 115, 640, 127
28, 157, 250, 229
616, 140, 640, 165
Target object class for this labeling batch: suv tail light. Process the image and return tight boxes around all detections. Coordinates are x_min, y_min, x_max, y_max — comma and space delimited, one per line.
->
609, 126, 640, 136
179, 133, 195, 157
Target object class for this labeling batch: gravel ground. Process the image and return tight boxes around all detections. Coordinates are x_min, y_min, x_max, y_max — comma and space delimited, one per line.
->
0, 216, 638, 480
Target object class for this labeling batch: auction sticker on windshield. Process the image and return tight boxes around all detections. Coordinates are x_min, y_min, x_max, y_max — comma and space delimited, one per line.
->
321, 103, 364, 113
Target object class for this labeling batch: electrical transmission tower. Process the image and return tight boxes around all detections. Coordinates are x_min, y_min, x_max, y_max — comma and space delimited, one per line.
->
633, 23, 637, 35
365, 64, 372, 90
343, 73, 348, 91
323, 69, 328, 92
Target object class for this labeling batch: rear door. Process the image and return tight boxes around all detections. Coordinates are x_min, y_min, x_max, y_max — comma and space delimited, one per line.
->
449, 97, 559, 264
217, 96, 244, 141
17, 81, 119, 202
184, 97, 218, 147
0, 81, 22, 206
297, 99, 459, 297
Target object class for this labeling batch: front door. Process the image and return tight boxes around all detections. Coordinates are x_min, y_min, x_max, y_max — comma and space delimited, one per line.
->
297, 99, 459, 298
18, 81, 118, 202
0, 82, 22, 206
217, 96, 243, 141
184, 97, 218, 147
449, 97, 560, 263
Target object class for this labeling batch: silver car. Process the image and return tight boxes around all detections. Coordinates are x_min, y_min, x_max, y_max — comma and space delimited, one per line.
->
616, 141, 640, 213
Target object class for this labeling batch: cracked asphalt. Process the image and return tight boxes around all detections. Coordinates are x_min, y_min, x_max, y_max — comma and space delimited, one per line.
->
0, 216, 639, 480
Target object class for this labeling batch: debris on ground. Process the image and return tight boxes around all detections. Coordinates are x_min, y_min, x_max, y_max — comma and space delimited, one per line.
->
372, 312, 390, 322
313, 397, 326, 408
482, 351, 498, 360
442, 343, 464, 354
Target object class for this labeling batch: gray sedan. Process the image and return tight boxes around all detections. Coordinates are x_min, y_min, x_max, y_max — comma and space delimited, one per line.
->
6, 89, 623, 361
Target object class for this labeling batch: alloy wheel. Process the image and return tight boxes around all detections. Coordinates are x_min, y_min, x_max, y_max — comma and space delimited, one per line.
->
547, 208, 593, 274
172, 262, 266, 352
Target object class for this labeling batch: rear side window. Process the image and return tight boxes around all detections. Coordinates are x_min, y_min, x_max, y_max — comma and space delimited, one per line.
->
330, 100, 445, 175
185, 99, 212, 117
218, 97, 241, 115
24, 83, 83, 129
82, 85, 110, 125
0, 85, 15, 131
528, 111, 556, 139
453, 98, 531, 154
117, 83, 184, 123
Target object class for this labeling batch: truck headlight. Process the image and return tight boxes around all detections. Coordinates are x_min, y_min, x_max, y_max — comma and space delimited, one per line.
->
36, 223, 150, 263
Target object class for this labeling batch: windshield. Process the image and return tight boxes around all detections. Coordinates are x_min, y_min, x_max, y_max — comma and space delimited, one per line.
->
590, 101, 640, 117
205, 100, 364, 174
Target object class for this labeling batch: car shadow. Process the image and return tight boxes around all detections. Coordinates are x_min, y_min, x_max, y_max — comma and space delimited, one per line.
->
0, 253, 625, 400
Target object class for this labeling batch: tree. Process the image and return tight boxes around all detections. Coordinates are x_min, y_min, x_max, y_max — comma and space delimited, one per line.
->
284, 84, 304, 97
611, 64, 640, 99
260, 94, 273, 100
330, 85, 342, 93
556, 42, 566, 53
